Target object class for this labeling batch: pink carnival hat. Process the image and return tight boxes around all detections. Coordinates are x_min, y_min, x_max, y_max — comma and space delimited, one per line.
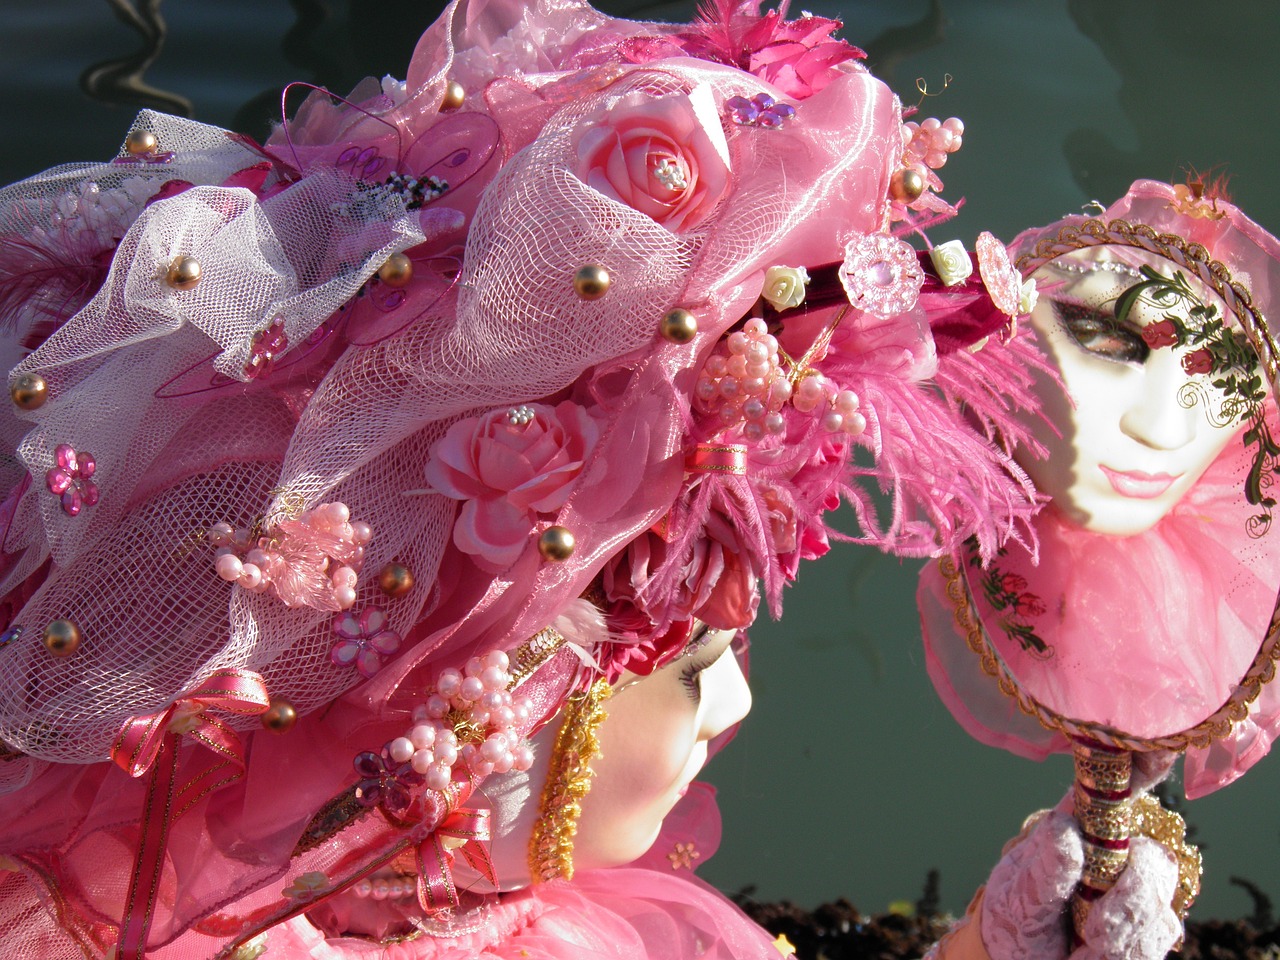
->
0, 0, 1040, 956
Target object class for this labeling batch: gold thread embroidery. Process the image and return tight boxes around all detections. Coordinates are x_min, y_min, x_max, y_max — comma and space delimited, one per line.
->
528, 678, 612, 883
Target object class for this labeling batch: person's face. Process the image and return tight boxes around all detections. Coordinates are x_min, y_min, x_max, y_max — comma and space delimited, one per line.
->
571, 627, 750, 869
1016, 250, 1243, 535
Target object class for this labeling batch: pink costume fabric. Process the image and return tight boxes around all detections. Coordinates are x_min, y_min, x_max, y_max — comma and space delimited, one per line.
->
0, 1, 1043, 957
920, 180, 1280, 799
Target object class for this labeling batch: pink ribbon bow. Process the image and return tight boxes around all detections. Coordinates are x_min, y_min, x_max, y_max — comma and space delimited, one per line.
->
110, 668, 270, 960
415, 782, 498, 912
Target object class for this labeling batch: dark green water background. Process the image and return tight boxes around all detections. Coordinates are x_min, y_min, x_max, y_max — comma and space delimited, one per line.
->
4, 0, 1280, 923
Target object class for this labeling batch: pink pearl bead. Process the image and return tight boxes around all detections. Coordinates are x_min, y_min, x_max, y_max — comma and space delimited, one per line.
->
491, 705, 515, 727
706, 355, 726, 377
467, 706, 490, 725
493, 753, 514, 774
943, 117, 964, 134
513, 744, 535, 771
436, 669, 462, 698
426, 694, 449, 718
470, 759, 494, 778
435, 741, 458, 765
208, 521, 233, 546
742, 377, 766, 396
465, 656, 484, 677
426, 763, 451, 791
334, 585, 357, 609
512, 701, 530, 722
481, 690, 504, 710
846, 412, 867, 435
765, 412, 786, 434
481, 737, 507, 763
372, 880, 389, 901
718, 376, 739, 398
922, 117, 940, 132
823, 412, 844, 432
484, 650, 510, 671
727, 355, 748, 378
412, 704, 431, 723
388, 737, 414, 763
351, 521, 373, 544
334, 565, 358, 587
480, 666, 506, 691
460, 676, 484, 701
743, 398, 765, 420
325, 503, 351, 524
718, 405, 741, 425
746, 341, 769, 364
233, 527, 252, 549
743, 422, 764, 442
770, 379, 792, 404
835, 389, 859, 415
411, 748, 435, 773
744, 317, 767, 336
238, 563, 263, 589
696, 378, 716, 401
762, 334, 778, 354
216, 553, 244, 582
409, 723, 436, 749
355, 879, 372, 898
745, 360, 771, 379
726, 331, 747, 355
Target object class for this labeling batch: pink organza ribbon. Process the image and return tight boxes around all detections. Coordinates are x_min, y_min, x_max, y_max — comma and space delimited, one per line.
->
685, 443, 748, 476
415, 781, 497, 911
109, 668, 270, 960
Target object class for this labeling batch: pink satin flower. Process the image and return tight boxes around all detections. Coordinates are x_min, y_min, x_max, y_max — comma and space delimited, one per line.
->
331, 606, 402, 679
575, 87, 731, 233
425, 402, 601, 569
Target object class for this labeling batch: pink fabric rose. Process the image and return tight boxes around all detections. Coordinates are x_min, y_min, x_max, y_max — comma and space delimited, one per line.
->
576, 86, 731, 233
425, 401, 601, 569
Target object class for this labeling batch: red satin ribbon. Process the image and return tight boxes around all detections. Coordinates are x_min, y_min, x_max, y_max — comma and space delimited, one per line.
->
111, 668, 270, 960
415, 783, 497, 912
685, 442, 748, 476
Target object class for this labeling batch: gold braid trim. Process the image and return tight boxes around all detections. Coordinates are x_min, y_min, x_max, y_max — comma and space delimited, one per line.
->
1132, 794, 1202, 922
528, 678, 612, 883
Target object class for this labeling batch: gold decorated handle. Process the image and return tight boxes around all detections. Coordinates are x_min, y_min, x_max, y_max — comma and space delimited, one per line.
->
1070, 737, 1133, 945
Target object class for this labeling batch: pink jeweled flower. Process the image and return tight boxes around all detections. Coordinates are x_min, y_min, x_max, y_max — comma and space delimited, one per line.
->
331, 606, 402, 679
244, 317, 289, 379
45, 444, 100, 517
975, 232, 1023, 318
838, 233, 924, 319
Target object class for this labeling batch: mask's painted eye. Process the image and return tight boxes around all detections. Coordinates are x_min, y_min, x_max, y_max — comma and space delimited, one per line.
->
1054, 300, 1150, 365
677, 636, 731, 702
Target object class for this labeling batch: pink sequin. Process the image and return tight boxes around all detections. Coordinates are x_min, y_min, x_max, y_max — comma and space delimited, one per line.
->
838, 233, 924, 319
45, 444, 99, 517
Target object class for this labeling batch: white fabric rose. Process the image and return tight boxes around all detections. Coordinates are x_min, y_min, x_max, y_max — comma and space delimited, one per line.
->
762, 265, 810, 310
930, 239, 973, 286
1018, 277, 1039, 315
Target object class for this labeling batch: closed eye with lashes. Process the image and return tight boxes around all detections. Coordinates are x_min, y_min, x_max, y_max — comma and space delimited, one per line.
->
679, 650, 722, 701
1053, 300, 1150, 365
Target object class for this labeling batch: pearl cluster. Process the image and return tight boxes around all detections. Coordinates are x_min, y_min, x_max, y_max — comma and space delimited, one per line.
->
209, 502, 372, 609
506, 405, 535, 426
352, 875, 417, 900
386, 649, 535, 791
903, 117, 964, 170
695, 318, 867, 440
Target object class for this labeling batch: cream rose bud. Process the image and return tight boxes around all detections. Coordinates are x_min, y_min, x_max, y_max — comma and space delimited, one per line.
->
929, 239, 973, 287
1018, 277, 1039, 316
762, 265, 810, 310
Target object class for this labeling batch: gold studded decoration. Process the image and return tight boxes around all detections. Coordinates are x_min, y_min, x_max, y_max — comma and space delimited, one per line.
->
261, 699, 298, 734
377, 562, 415, 598
537, 526, 575, 561
10, 373, 47, 411
573, 265, 611, 301
440, 80, 466, 111
889, 167, 926, 203
42, 619, 83, 658
165, 256, 202, 291
659, 308, 698, 344
377, 252, 414, 288
125, 130, 159, 156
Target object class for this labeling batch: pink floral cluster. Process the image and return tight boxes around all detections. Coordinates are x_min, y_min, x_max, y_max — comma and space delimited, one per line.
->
903, 117, 964, 171
46, 444, 99, 517
425, 402, 600, 570
384, 649, 535, 792
695, 318, 866, 438
209, 502, 372, 611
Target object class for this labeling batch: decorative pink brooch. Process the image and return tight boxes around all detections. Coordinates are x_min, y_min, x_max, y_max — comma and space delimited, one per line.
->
209, 501, 372, 611
46, 444, 100, 517
331, 606, 402, 678
839, 233, 924, 319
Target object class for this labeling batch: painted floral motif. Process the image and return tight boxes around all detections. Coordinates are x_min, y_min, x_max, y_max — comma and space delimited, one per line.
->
46, 444, 99, 517
331, 606, 402, 678
1121, 264, 1276, 534
970, 545, 1050, 658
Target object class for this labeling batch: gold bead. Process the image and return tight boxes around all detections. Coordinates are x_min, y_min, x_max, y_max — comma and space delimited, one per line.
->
889, 167, 926, 203
377, 562, 415, 598
441, 80, 466, 111
377, 252, 414, 288
165, 255, 202, 291
261, 699, 298, 733
125, 130, 158, 156
537, 526, 575, 562
659, 308, 698, 344
10, 373, 47, 410
42, 619, 82, 658
573, 265, 611, 301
